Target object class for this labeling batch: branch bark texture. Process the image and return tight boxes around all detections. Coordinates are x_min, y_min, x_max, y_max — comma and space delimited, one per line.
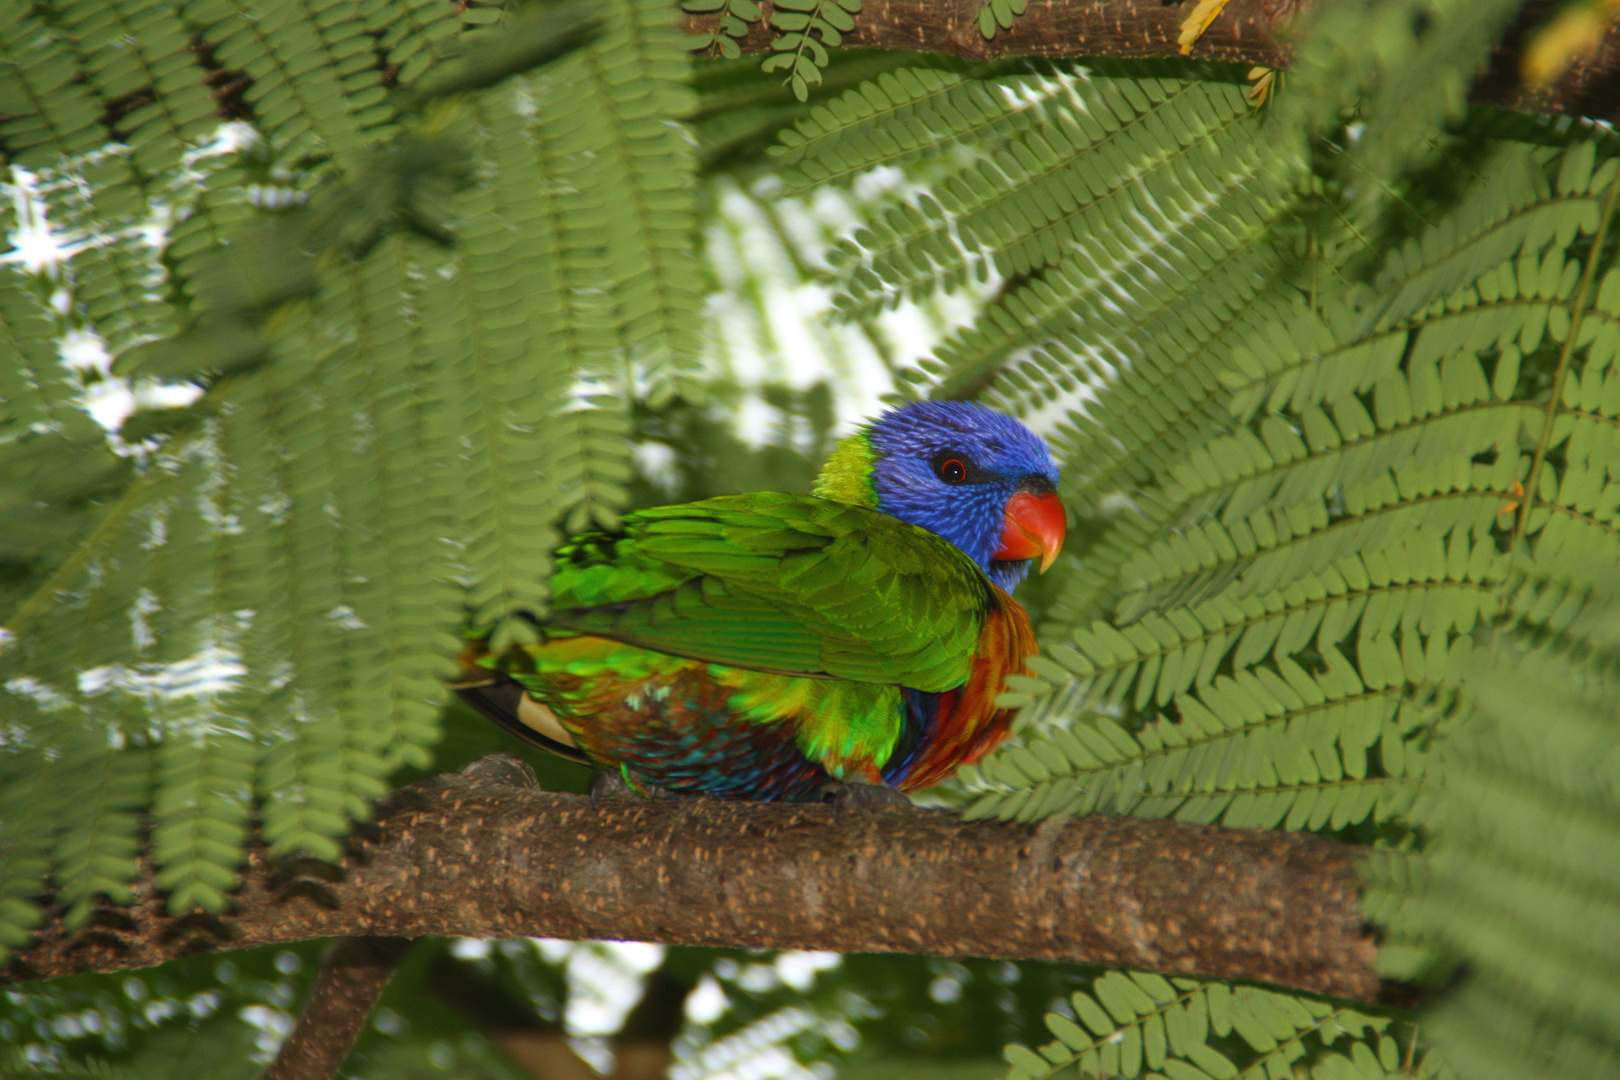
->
259, 935, 415, 1080
686, 0, 1620, 126
4, 755, 1380, 1001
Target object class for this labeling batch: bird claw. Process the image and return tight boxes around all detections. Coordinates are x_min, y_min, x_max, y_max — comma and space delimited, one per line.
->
818, 780, 912, 814
590, 766, 673, 806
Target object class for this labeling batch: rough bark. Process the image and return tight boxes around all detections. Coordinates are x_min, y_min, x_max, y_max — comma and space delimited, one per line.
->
259, 935, 415, 1080
3, 754, 1381, 1002
685, 0, 1620, 126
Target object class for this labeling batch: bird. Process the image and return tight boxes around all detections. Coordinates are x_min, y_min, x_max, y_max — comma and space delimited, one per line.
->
454, 399, 1065, 803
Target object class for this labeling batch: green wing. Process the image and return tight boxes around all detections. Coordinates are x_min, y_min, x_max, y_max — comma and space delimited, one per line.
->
544, 492, 991, 693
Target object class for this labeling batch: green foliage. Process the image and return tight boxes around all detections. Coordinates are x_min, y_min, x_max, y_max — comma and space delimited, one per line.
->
959, 548, 1459, 829
0, 0, 698, 942
1000, 970, 1436, 1080
0, 417, 133, 620
976, 0, 1027, 41
0, 940, 325, 1078
931, 122, 1620, 848
682, 0, 861, 101
1283, 0, 1525, 192
813, 67, 1293, 323
0, 259, 81, 435
682, 0, 763, 61
767, 4, 1620, 1073
1365, 568, 1620, 1080
760, 0, 862, 102
6, 0, 1620, 1077
771, 62, 1098, 197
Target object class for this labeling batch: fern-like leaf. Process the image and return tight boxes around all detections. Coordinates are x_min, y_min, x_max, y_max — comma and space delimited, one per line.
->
1283, 0, 1526, 191
1367, 571, 1620, 1079
0, 0, 687, 943
761, 0, 860, 102
975, 0, 1026, 41
833, 74, 1276, 321
1001, 970, 1424, 1080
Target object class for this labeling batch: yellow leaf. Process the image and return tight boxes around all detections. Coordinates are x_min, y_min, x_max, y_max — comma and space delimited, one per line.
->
1498, 479, 1524, 517
1246, 66, 1277, 108
1179, 0, 1233, 56
1522, 2, 1620, 86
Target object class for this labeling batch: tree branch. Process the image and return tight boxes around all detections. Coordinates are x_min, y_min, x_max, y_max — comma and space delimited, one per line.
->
3, 754, 1381, 1002
685, 0, 1620, 126
259, 935, 415, 1080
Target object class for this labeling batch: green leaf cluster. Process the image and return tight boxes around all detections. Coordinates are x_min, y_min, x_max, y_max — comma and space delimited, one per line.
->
976, 0, 1028, 41
761, 0, 863, 101
776, 8, 1620, 1075
1282, 0, 1526, 195
806, 67, 1294, 324
1002, 970, 1434, 1080
0, 0, 699, 945
681, 0, 764, 61
6, 0, 1620, 1076
1365, 565, 1620, 1080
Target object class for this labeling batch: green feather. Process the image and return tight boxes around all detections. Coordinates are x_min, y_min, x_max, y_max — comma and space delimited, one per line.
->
812, 431, 879, 507
546, 492, 992, 693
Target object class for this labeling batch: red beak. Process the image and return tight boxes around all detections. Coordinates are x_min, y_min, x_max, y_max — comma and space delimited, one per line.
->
994, 491, 1066, 573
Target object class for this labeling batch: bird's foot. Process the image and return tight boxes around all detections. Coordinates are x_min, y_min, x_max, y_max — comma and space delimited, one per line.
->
590, 765, 674, 805
817, 779, 912, 814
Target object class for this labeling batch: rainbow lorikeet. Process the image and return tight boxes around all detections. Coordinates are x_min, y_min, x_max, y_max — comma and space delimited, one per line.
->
455, 400, 1065, 802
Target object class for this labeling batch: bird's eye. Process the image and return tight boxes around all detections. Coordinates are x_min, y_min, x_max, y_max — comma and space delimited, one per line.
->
937, 458, 968, 484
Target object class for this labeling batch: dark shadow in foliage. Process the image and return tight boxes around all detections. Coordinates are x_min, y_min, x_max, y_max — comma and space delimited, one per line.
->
836, 955, 1110, 1072
397, 697, 596, 795
692, 50, 944, 170
409, 943, 691, 1080
1326, 106, 1598, 301
395, 4, 601, 111
0, 414, 132, 623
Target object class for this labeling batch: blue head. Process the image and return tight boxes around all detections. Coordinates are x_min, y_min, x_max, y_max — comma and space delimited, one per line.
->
817, 401, 1064, 591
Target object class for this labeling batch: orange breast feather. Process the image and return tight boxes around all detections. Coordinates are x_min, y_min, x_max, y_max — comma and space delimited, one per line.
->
898, 585, 1039, 792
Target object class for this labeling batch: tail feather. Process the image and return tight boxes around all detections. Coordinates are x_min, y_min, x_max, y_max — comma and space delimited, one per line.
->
452, 674, 593, 765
